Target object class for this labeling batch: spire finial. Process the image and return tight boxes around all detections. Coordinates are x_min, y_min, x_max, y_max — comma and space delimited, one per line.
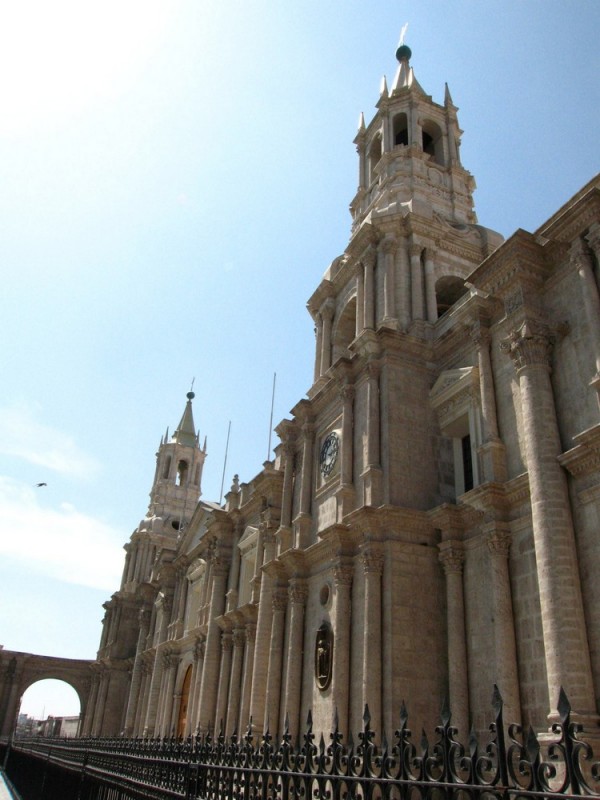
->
187, 377, 195, 401
396, 23, 412, 62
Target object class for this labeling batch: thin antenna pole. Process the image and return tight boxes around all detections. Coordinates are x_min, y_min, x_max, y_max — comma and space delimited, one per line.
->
267, 372, 276, 461
219, 420, 231, 505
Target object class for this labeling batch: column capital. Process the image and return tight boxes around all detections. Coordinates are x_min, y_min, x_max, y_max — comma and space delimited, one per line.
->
501, 320, 554, 373
333, 562, 354, 587
409, 242, 423, 258
570, 236, 594, 268
232, 628, 246, 648
366, 360, 381, 381
339, 383, 355, 404
194, 636, 205, 661
380, 235, 396, 255
487, 530, 512, 558
438, 543, 465, 574
221, 631, 233, 652
470, 320, 491, 348
360, 246, 377, 270
272, 589, 288, 612
319, 297, 336, 321
288, 578, 308, 605
245, 623, 257, 644
361, 547, 384, 575
424, 246, 437, 262
585, 223, 600, 254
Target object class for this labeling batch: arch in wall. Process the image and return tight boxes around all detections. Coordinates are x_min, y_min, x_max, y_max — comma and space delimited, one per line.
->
177, 460, 189, 486
435, 275, 468, 317
393, 112, 409, 147
332, 297, 357, 363
421, 119, 445, 166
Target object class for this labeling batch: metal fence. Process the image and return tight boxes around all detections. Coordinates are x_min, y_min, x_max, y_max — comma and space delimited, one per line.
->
4, 686, 600, 800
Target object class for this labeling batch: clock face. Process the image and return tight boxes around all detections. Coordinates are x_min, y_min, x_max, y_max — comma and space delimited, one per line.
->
320, 432, 339, 477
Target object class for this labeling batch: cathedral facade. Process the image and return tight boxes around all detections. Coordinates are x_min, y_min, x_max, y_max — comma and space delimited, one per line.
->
82, 42, 600, 743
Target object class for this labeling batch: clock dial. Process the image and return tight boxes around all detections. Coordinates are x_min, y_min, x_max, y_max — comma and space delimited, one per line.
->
320, 432, 339, 477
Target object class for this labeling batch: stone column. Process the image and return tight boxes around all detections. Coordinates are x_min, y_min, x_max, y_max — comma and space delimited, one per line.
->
81, 671, 100, 736
123, 606, 151, 735
250, 530, 277, 729
284, 579, 308, 743
239, 623, 256, 732
356, 261, 365, 335
226, 523, 242, 613
336, 384, 355, 518
571, 238, 600, 401
362, 362, 382, 506
409, 101, 421, 149
320, 299, 335, 374
424, 248, 437, 322
410, 243, 424, 321
585, 223, 600, 285
188, 637, 205, 735
215, 632, 233, 733
486, 528, 521, 724
332, 562, 353, 738
363, 249, 376, 330
0, 659, 21, 737
503, 320, 596, 720
134, 659, 152, 736
438, 543, 469, 738
197, 558, 229, 733
471, 322, 506, 482
92, 670, 109, 736
382, 236, 397, 325
397, 239, 411, 331
226, 628, 245, 736
264, 589, 288, 735
277, 441, 295, 553
159, 653, 178, 736
356, 131, 366, 190
295, 423, 314, 548
314, 315, 323, 382
361, 547, 384, 739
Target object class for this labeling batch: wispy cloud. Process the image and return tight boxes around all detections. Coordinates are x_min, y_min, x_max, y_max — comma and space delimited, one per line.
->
0, 477, 124, 591
0, 404, 100, 478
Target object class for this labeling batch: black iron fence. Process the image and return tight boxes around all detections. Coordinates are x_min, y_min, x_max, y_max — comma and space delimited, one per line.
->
3, 686, 600, 800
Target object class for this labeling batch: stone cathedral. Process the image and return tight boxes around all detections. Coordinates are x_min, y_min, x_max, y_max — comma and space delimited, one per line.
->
82, 42, 600, 743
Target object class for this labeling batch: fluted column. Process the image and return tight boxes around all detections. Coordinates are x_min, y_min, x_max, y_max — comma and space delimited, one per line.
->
410, 243, 424, 321
503, 320, 596, 720
123, 606, 151, 735
424, 248, 437, 322
486, 528, 521, 723
356, 262, 365, 335
571, 238, 600, 401
397, 238, 411, 331
264, 589, 288, 735
134, 658, 152, 735
438, 543, 469, 738
314, 316, 323, 383
215, 632, 233, 732
320, 299, 335, 374
362, 362, 382, 506
239, 623, 256, 731
332, 562, 353, 737
363, 249, 376, 330
382, 236, 397, 325
361, 547, 383, 739
188, 637, 205, 735
250, 529, 277, 728
295, 423, 314, 548
197, 558, 229, 733
277, 440, 295, 553
471, 321, 506, 482
284, 579, 308, 742
226, 628, 245, 736
159, 653, 178, 736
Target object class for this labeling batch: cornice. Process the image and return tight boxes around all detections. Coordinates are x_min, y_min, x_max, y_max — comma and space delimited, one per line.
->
559, 423, 600, 478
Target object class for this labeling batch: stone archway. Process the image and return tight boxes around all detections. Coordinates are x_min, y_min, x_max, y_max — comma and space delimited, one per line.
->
0, 649, 93, 737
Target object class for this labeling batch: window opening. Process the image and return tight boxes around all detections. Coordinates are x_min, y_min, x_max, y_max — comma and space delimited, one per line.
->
177, 460, 188, 486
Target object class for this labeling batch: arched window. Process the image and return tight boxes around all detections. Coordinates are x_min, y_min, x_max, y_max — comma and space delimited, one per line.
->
435, 275, 468, 317
332, 298, 357, 363
367, 134, 382, 183
393, 112, 409, 147
421, 120, 445, 166
177, 460, 188, 486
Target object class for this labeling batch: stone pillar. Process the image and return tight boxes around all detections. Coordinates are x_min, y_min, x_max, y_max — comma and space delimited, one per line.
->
320, 299, 335, 374
197, 558, 229, 733
284, 579, 308, 743
571, 238, 600, 401
134, 659, 152, 736
250, 530, 277, 729
123, 606, 151, 735
92, 670, 109, 736
382, 236, 397, 325
438, 543, 469, 738
336, 384, 355, 519
314, 315, 323, 383
363, 249, 376, 330
332, 562, 353, 738
471, 322, 506, 482
188, 637, 205, 735
486, 528, 521, 724
356, 261, 365, 335
239, 623, 256, 732
397, 239, 411, 331
410, 243, 424, 321
277, 442, 295, 553
585, 223, 600, 284
503, 320, 596, 720
356, 132, 366, 190
226, 628, 245, 736
226, 523, 242, 613
215, 632, 233, 732
81, 671, 100, 736
424, 248, 437, 322
264, 589, 288, 735
159, 653, 177, 736
0, 659, 21, 737
409, 101, 421, 149
362, 362, 382, 506
295, 423, 314, 548
361, 547, 383, 739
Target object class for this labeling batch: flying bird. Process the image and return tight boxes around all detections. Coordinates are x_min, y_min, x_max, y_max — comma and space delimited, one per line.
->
35, 482, 47, 487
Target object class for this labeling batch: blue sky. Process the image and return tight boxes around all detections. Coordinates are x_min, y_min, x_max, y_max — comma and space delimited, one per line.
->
1, 1, 598, 718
